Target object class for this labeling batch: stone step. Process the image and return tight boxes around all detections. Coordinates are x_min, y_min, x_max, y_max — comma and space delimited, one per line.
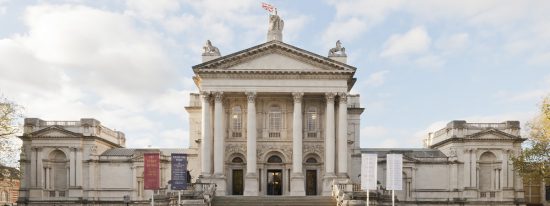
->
212, 196, 337, 206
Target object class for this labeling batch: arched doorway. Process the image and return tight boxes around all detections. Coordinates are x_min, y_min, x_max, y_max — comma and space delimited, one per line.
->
304, 154, 322, 196
266, 155, 284, 195
228, 155, 245, 195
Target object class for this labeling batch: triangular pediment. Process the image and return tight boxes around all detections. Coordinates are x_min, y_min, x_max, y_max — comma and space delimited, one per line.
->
466, 129, 520, 140
193, 41, 356, 73
29, 126, 80, 138
226, 52, 324, 71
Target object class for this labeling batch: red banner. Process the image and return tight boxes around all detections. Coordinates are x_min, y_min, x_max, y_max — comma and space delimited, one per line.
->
144, 153, 160, 190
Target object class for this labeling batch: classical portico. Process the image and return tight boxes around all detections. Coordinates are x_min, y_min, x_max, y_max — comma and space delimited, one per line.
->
189, 13, 362, 196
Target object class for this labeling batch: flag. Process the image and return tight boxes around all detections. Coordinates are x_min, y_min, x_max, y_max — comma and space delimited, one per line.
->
261, 2, 275, 13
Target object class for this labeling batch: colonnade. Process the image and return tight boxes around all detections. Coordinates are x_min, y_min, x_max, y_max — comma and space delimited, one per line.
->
199, 91, 349, 195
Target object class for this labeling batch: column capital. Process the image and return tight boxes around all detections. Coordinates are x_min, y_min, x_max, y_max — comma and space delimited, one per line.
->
325, 92, 336, 102
200, 91, 211, 100
292, 92, 304, 103
213, 91, 224, 102
246, 92, 256, 103
338, 92, 348, 103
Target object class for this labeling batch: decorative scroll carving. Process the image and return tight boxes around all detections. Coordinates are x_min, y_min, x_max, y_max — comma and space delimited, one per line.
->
292, 92, 303, 103
200, 91, 211, 101
202, 40, 220, 56
328, 40, 346, 57
246, 92, 256, 103
338, 92, 348, 103
325, 92, 336, 102
225, 143, 246, 160
256, 143, 292, 162
303, 144, 324, 159
213, 92, 224, 102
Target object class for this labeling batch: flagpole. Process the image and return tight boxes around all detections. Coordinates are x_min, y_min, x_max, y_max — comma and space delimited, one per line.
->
151, 192, 154, 206
178, 190, 181, 205
391, 189, 395, 206
366, 189, 369, 206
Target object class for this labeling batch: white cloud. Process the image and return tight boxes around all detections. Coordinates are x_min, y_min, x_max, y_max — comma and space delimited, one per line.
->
435, 33, 469, 52
125, 0, 180, 20
364, 70, 389, 88
414, 54, 445, 69
322, 18, 368, 45
380, 27, 431, 57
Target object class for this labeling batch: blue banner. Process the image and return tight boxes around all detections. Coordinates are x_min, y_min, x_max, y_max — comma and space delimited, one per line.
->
171, 153, 187, 190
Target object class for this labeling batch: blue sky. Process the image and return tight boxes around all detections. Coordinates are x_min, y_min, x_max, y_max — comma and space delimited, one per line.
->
0, 0, 548, 149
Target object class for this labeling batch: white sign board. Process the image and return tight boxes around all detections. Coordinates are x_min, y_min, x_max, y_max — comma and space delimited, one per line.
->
386, 153, 403, 190
361, 153, 378, 190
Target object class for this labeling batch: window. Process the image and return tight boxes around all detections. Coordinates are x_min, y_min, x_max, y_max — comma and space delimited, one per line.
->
232, 106, 242, 138
232, 157, 244, 163
269, 106, 282, 138
306, 107, 318, 138
306, 157, 317, 163
0, 191, 7, 202
267, 155, 283, 163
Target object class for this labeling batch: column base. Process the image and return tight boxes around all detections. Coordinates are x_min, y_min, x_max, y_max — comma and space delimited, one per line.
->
290, 173, 305, 196
322, 174, 336, 196
244, 173, 259, 196
211, 175, 227, 196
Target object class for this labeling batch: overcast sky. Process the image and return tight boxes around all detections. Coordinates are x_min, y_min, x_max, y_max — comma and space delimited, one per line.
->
0, 0, 549, 149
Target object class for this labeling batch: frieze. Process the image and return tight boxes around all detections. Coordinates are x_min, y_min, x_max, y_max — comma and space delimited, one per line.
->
303, 143, 324, 159
256, 143, 292, 162
198, 73, 351, 80
225, 143, 246, 159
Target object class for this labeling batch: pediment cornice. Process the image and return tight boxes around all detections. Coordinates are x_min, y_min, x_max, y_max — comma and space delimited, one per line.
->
465, 129, 521, 140
27, 126, 81, 138
192, 41, 356, 74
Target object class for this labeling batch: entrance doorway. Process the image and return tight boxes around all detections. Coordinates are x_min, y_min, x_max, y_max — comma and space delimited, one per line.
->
232, 169, 244, 195
306, 170, 317, 195
267, 170, 282, 195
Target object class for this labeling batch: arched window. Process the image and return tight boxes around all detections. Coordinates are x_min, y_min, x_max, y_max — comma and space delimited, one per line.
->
306, 106, 318, 138
232, 106, 242, 138
0, 191, 7, 202
269, 105, 282, 138
232, 157, 244, 163
479, 151, 497, 191
305, 157, 318, 163
267, 155, 283, 163
48, 150, 68, 191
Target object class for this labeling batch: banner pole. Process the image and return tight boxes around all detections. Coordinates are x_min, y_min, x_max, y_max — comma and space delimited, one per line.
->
391, 189, 394, 206
151, 192, 154, 206
178, 190, 181, 205
366, 189, 369, 206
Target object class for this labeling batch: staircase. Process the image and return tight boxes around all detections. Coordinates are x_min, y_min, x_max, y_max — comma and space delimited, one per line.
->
212, 196, 337, 206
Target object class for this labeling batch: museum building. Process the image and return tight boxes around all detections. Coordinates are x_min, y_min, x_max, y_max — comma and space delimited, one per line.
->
16, 13, 534, 206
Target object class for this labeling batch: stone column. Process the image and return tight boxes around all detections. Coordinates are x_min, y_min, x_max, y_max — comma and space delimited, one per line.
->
337, 92, 348, 176
501, 151, 507, 188
471, 149, 477, 188
290, 92, 305, 196
212, 91, 227, 195
322, 92, 336, 195
200, 92, 212, 177
213, 91, 224, 175
244, 92, 259, 196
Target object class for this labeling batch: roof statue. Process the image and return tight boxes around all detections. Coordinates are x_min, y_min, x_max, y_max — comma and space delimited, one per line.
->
202, 40, 220, 56
328, 40, 346, 57
267, 12, 284, 42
